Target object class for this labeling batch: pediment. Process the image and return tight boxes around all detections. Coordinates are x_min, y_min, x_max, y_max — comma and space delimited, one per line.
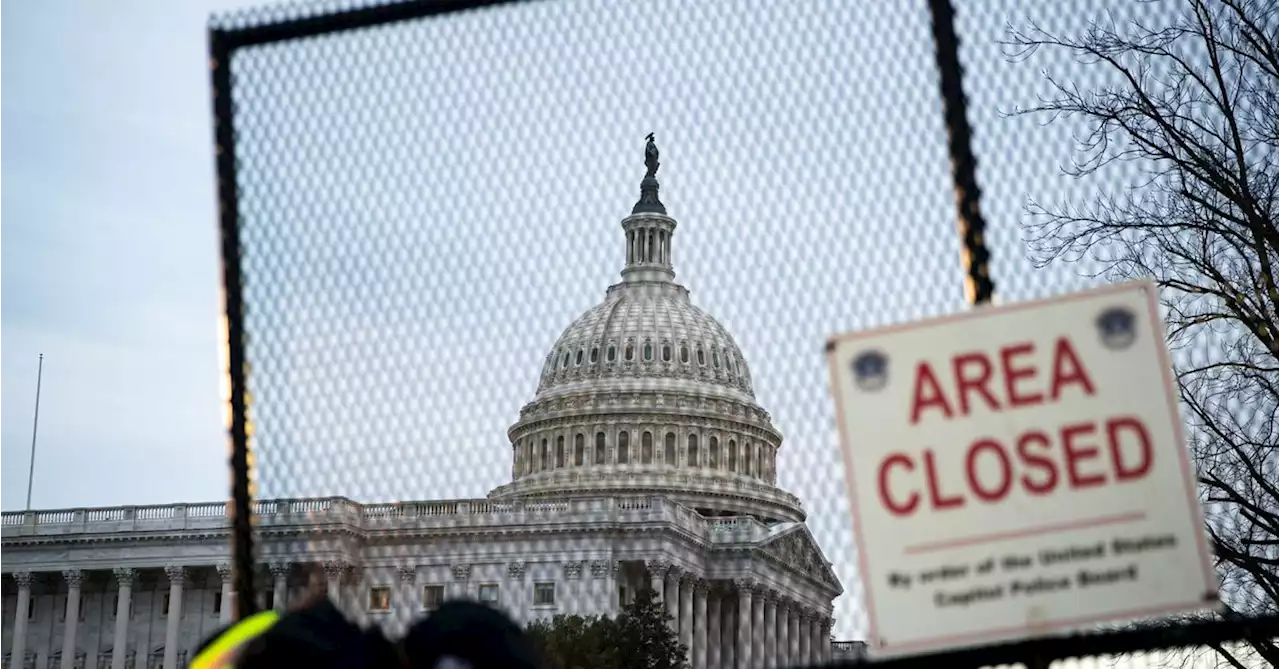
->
760, 526, 843, 594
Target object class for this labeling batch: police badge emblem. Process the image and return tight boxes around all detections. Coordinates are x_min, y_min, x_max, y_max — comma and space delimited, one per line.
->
851, 350, 889, 391
1096, 306, 1138, 350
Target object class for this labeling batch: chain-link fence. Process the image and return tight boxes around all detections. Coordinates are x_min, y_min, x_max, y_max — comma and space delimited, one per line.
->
208, 0, 1276, 666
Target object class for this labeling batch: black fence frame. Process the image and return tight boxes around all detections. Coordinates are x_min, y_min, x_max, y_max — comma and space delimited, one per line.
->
207, 0, 1274, 665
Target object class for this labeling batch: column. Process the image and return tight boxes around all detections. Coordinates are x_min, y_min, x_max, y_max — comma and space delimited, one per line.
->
763, 593, 777, 669
775, 600, 789, 669
507, 562, 527, 625
735, 580, 753, 669
562, 563, 582, 615
821, 617, 834, 662
664, 570, 680, 634
11, 571, 32, 669
751, 587, 765, 669
111, 569, 135, 669
269, 562, 290, 611
811, 616, 824, 664
216, 564, 233, 624
162, 566, 185, 669
679, 574, 694, 661
324, 562, 347, 609
60, 570, 83, 669
797, 613, 810, 666
787, 610, 800, 666
451, 564, 472, 601
693, 580, 708, 669
646, 560, 668, 604
590, 561, 614, 617
707, 586, 722, 669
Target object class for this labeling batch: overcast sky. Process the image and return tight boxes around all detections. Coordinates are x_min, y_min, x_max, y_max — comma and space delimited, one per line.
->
3, 0, 1180, 641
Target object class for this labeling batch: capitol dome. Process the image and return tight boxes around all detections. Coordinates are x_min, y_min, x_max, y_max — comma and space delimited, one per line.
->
489, 139, 804, 523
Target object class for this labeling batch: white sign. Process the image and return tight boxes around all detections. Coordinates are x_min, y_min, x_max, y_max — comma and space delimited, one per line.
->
826, 281, 1217, 657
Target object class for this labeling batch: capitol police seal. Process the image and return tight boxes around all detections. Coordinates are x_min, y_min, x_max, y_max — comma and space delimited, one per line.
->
850, 350, 889, 392
1096, 306, 1138, 350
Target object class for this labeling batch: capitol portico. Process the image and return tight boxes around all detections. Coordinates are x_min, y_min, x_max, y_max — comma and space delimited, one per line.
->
2, 140, 848, 669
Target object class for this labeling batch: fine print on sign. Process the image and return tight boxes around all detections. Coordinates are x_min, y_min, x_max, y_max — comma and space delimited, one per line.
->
826, 281, 1217, 657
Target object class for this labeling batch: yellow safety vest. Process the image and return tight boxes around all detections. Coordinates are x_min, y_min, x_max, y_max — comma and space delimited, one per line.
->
189, 610, 282, 669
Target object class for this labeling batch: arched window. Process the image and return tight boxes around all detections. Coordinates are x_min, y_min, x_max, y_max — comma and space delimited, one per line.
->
527, 441, 535, 474
662, 345, 672, 362
756, 445, 763, 478
664, 432, 676, 466
562, 352, 570, 369
607, 345, 617, 362
680, 346, 690, 364
643, 343, 653, 361
642, 431, 654, 464
541, 439, 549, 470
617, 431, 630, 463
687, 434, 699, 467
575, 349, 584, 366
590, 347, 599, 363
744, 442, 754, 475
625, 344, 634, 361
556, 436, 565, 468
697, 348, 706, 366
574, 433, 585, 466
710, 437, 720, 469
596, 432, 606, 464
728, 439, 737, 472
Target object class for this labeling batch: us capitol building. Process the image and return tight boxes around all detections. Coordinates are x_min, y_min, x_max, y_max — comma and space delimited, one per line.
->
2, 141, 857, 669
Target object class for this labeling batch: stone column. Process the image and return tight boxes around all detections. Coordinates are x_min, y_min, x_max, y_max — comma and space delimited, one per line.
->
693, 580, 708, 669
775, 600, 789, 669
451, 564, 472, 601
60, 570, 83, 669
706, 587, 721, 669
821, 617, 834, 662
787, 610, 799, 666
507, 562, 527, 626
269, 562, 290, 610
763, 593, 777, 669
324, 562, 347, 609
162, 566, 185, 669
562, 562, 582, 616
10, 571, 33, 669
811, 616, 824, 664
735, 580, 753, 669
679, 574, 694, 663
590, 560, 614, 617
111, 569, 135, 669
216, 564, 233, 624
663, 569, 680, 634
797, 613, 810, 666
646, 560, 668, 604
751, 587, 765, 669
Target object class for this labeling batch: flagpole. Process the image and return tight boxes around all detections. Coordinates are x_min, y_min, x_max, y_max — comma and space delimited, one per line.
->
25, 353, 44, 511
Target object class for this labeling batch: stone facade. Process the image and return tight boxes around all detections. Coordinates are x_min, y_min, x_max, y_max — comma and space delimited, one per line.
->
0, 154, 845, 669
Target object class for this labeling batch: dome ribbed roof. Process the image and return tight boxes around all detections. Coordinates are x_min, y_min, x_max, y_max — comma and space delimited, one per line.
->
535, 281, 755, 402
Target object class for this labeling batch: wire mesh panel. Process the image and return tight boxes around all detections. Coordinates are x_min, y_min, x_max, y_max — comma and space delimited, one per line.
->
209, 0, 1276, 666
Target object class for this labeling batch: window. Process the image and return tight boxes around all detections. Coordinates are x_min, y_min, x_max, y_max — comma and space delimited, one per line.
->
607, 345, 617, 362
618, 584, 628, 609
595, 432, 606, 465
163, 594, 171, 616
540, 439, 549, 470
575, 349, 584, 365
728, 439, 738, 472
479, 584, 500, 606
687, 434, 699, 467
745, 443, 754, 475
423, 585, 445, 611
712, 351, 721, 368
561, 352, 570, 368
757, 447, 764, 478
590, 347, 599, 363
697, 348, 706, 366
624, 344, 634, 361
680, 346, 689, 364
617, 431, 630, 463
643, 343, 653, 361
534, 582, 556, 607
664, 433, 677, 466
368, 587, 391, 612
213, 592, 223, 615
710, 437, 720, 469
574, 434, 585, 466
28, 596, 36, 620
662, 345, 672, 362
642, 431, 654, 464
556, 436, 565, 468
